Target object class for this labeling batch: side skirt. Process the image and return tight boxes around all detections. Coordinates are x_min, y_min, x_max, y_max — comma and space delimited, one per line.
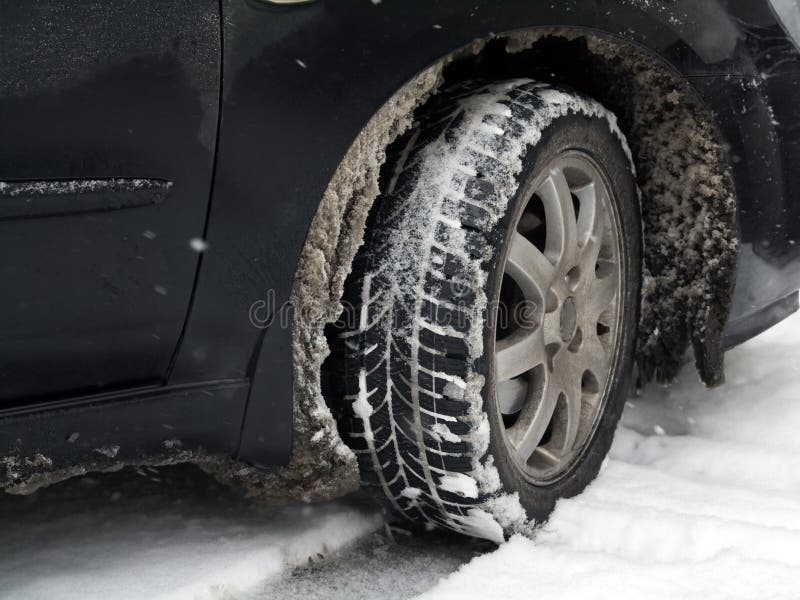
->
723, 291, 799, 350
0, 379, 249, 492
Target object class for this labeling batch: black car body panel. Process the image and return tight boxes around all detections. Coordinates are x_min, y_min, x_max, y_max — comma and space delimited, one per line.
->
0, 1, 221, 402
1, 0, 799, 487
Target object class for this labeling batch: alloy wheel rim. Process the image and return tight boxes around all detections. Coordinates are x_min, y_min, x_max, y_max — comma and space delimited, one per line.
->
493, 151, 624, 485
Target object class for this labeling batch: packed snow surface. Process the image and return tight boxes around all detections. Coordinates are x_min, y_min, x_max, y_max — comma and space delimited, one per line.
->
418, 309, 800, 600
0, 471, 382, 600
2, 309, 799, 599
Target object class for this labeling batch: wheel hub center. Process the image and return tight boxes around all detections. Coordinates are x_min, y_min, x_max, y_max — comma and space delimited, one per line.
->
559, 296, 578, 343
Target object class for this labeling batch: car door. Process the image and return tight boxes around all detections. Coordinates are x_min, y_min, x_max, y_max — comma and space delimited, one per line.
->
0, 1, 221, 402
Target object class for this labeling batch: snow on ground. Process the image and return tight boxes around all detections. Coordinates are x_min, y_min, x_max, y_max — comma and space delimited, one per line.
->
0, 468, 382, 600
417, 309, 800, 600
2, 309, 799, 599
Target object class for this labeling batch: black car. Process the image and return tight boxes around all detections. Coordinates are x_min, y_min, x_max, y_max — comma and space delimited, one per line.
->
2, 0, 799, 542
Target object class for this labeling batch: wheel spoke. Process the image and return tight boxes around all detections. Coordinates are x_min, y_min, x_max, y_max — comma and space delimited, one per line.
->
586, 268, 618, 321
505, 232, 553, 300
538, 166, 578, 270
495, 327, 545, 381
496, 376, 528, 415
553, 354, 583, 456
574, 182, 604, 275
573, 181, 598, 248
579, 334, 611, 384
512, 375, 559, 465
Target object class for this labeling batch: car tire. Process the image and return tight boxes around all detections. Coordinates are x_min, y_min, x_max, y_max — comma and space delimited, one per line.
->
327, 79, 641, 540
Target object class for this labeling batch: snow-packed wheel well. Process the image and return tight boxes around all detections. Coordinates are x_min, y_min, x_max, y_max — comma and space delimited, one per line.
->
290, 28, 737, 502
442, 31, 737, 387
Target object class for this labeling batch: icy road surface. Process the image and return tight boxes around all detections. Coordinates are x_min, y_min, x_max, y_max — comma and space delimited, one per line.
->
2, 310, 800, 599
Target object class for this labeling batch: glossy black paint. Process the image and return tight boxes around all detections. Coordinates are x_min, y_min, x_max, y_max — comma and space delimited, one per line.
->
1, 0, 799, 480
0, 0, 221, 402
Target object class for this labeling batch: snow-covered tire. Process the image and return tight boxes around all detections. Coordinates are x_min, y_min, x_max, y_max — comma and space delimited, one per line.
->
327, 80, 641, 541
